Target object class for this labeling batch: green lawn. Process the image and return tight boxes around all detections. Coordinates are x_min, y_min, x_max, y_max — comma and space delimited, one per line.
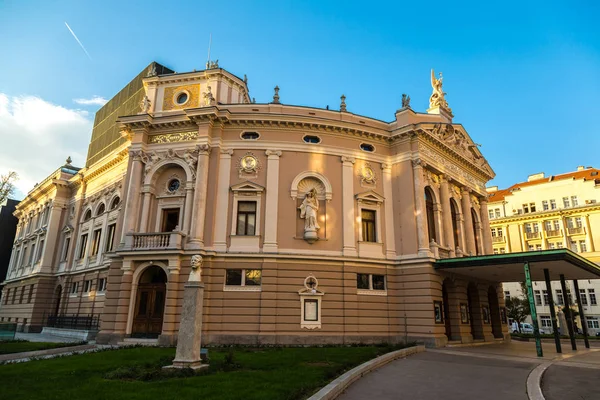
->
0, 340, 85, 355
0, 345, 405, 400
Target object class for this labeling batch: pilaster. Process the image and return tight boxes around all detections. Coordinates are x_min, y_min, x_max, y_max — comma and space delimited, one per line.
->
213, 149, 233, 252
263, 150, 282, 253
381, 163, 396, 259
413, 158, 429, 256
341, 156, 357, 257
188, 144, 211, 249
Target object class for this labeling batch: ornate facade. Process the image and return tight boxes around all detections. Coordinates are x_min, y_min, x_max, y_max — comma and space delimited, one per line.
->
0, 63, 508, 346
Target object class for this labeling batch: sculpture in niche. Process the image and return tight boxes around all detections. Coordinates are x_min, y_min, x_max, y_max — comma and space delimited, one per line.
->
189, 255, 203, 282
299, 188, 320, 243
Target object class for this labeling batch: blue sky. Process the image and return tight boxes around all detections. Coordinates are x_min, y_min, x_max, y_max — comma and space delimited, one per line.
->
0, 0, 599, 197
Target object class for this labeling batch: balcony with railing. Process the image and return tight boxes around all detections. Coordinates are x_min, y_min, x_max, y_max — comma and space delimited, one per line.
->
526, 231, 540, 240
123, 231, 186, 251
567, 226, 586, 236
545, 229, 562, 238
492, 236, 505, 243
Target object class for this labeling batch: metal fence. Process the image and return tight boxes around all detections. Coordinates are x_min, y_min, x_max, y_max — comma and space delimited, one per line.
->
46, 314, 100, 331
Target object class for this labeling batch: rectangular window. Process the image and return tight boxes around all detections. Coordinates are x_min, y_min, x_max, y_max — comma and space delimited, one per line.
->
571, 196, 578, 206
78, 234, 88, 259
535, 244, 542, 251
557, 242, 564, 248
36, 240, 44, 262
71, 282, 79, 295
553, 220, 560, 231
493, 248, 499, 254
556, 289, 564, 305
530, 203, 536, 213
534, 290, 542, 306
83, 280, 92, 293
504, 291, 511, 301
523, 204, 529, 214
225, 269, 261, 287
542, 290, 549, 305
91, 229, 101, 256
549, 242, 556, 249
570, 241, 578, 252
357, 273, 386, 291
532, 223, 539, 233
525, 223, 532, 233
544, 221, 552, 231
488, 210, 494, 220
587, 317, 600, 329
497, 227, 503, 237
105, 224, 116, 252
542, 200, 549, 211
580, 289, 588, 305
579, 241, 587, 253
62, 237, 70, 261
575, 217, 583, 228
589, 289, 597, 305
236, 201, 257, 236
361, 209, 376, 242
563, 197, 570, 208
98, 278, 107, 292
500, 248, 506, 254
550, 199, 557, 209
495, 209, 501, 218
540, 316, 552, 328
28, 285, 34, 303
28, 244, 36, 265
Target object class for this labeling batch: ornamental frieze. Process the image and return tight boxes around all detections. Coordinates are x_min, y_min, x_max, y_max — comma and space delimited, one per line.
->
420, 145, 486, 191
148, 131, 198, 144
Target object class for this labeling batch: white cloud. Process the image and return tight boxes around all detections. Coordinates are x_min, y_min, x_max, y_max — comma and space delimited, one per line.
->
73, 96, 108, 106
0, 93, 92, 197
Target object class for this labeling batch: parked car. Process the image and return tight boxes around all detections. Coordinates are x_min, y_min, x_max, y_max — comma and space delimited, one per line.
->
511, 322, 550, 334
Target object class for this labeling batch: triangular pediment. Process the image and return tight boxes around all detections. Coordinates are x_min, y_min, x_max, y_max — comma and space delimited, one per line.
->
355, 190, 385, 203
230, 181, 264, 193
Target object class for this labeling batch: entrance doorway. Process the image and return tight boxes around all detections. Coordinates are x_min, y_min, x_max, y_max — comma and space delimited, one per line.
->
161, 208, 180, 232
132, 266, 167, 338
488, 286, 503, 338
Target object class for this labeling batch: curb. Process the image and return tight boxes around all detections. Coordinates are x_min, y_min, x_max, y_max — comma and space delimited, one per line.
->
526, 362, 551, 400
307, 345, 425, 400
0, 344, 97, 362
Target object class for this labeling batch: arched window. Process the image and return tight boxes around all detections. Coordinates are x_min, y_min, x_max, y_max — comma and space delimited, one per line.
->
83, 209, 92, 222
96, 203, 105, 216
111, 197, 120, 210
450, 199, 460, 249
425, 188, 437, 243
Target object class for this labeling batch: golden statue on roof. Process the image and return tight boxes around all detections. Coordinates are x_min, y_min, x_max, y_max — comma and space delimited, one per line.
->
429, 69, 452, 113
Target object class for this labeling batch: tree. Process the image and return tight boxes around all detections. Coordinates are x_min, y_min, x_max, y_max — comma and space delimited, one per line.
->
0, 171, 18, 204
506, 296, 530, 333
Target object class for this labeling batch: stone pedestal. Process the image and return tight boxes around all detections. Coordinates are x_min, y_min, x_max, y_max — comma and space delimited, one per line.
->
304, 229, 318, 243
167, 280, 208, 370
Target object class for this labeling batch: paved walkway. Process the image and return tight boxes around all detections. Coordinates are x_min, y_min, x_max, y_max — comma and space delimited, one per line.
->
338, 342, 600, 400
14, 332, 84, 343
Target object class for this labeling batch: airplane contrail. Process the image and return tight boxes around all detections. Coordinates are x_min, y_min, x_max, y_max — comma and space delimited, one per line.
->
65, 22, 92, 60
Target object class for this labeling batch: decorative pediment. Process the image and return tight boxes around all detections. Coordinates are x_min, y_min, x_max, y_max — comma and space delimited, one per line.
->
230, 181, 264, 193
62, 224, 74, 234
356, 190, 385, 204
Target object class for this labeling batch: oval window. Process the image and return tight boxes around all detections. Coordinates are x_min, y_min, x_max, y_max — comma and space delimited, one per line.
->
360, 143, 375, 152
168, 179, 181, 192
241, 131, 260, 140
176, 92, 188, 105
303, 135, 321, 144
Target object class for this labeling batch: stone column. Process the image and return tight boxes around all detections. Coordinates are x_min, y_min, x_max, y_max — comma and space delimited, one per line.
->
412, 158, 429, 256
121, 151, 144, 242
519, 224, 527, 251
189, 145, 211, 249
182, 183, 194, 235
479, 197, 493, 255
381, 163, 396, 259
138, 187, 152, 233
505, 224, 512, 252
113, 261, 133, 336
584, 214, 595, 252
341, 156, 357, 257
212, 149, 233, 251
439, 176, 455, 257
159, 263, 180, 347
461, 188, 476, 256
263, 150, 282, 253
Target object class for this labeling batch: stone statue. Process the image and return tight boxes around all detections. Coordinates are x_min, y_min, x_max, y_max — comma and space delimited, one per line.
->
299, 188, 320, 242
140, 95, 151, 114
401, 93, 411, 108
244, 74, 248, 84
146, 64, 157, 77
429, 69, 451, 111
189, 255, 203, 282
204, 86, 215, 106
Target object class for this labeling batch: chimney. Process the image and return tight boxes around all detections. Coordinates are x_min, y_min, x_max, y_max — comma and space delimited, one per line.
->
577, 166, 585, 171
527, 172, 545, 182
486, 186, 498, 193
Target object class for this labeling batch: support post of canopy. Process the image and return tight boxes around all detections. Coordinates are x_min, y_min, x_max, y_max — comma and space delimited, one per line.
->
572, 280, 590, 349
559, 274, 577, 351
544, 268, 561, 353
524, 261, 543, 357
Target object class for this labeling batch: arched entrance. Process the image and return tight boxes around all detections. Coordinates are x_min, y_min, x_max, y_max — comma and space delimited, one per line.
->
425, 187, 437, 243
488, 286, 503, 338
53, 285, 62, 316
450, 199, 460, 250
132, 266, 167, 338
467, 282, 484, 339
471, 208, 480, 255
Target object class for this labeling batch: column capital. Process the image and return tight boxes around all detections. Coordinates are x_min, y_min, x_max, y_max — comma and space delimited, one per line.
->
265, 149, 282, 158
462, 187, 472, 194
411, 158, 425, 168
381, 163, 392, 172
196, 144, 211, 155
341, 156, 355, 165
220, 148, 234, 157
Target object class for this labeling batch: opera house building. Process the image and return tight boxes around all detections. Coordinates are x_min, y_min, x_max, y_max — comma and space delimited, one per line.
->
0, 62, 507, 347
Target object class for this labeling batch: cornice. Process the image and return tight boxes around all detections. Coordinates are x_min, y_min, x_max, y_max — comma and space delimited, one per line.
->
489, 204, 600, 224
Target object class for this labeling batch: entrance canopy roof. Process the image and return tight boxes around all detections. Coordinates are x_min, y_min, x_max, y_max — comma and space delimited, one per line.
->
435, 249, 600, 282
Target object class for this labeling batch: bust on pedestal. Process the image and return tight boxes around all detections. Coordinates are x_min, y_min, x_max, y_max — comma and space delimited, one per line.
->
166, 255, 208, 370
